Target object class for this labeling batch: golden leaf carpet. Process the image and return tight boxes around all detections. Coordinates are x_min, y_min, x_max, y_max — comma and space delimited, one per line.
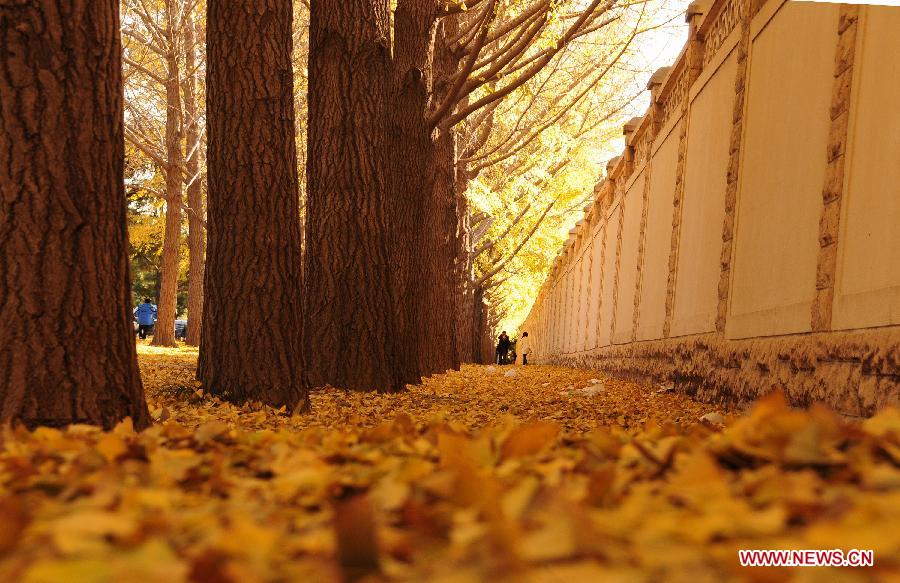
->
1, 344, 898, 582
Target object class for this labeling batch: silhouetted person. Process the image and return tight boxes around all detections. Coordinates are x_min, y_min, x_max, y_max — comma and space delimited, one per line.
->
134, 298, 157, 340
519, 331, 530, 365
496, 331, 511, 364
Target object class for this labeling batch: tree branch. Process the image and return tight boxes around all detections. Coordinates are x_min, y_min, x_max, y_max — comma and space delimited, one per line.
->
474, 202, 531, 258
475, 196, 557, 286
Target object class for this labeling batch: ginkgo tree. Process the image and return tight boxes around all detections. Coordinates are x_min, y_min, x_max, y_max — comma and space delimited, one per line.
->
118, 0, 684, 384
0, 0, 151, 428
122, 0, 206, 346
305, 0, 686, 389
125, 147, 190, 313
462, 0, 685, 343
199, 0, 307, 411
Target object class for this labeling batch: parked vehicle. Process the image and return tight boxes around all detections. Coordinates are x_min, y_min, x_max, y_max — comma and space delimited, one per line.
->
175, 320, 188, 340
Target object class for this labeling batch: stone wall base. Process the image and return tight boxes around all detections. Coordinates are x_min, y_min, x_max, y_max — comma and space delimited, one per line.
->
541, 327, 900, 417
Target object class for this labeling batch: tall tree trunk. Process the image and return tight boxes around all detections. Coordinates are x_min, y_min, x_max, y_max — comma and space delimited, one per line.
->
200, 0, 307, 409
452, 98, 478, 364
424, 126, 459, 373
0, 0, 151, 429
304, 0, 401, 392
183, 15, 205, 347
424, 18, 462, 373
152, 0, 184, 347
455, 187, 475, 363
388, 0, 439, 380
472, 286, 490, 364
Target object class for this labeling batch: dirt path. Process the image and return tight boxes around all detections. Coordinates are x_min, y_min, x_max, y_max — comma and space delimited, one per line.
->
137, 344, 723, 433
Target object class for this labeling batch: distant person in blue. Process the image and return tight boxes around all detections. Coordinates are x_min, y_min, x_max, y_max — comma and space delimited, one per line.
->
134, 298, 157, 340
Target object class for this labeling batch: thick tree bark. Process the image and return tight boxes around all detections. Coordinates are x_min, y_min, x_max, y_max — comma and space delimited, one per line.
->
152, 0, 184, 347
0, 0, 151, 429
455, 184, 476, 363
424, 124, 459, 373
388, 0, 439, 380
304, 0, 402, 392
424, 18, 462, 373
183, 15, 204, 347
304, 0, 520, 386
200, 0, 307, 409
452, 98, 479, 364
472, 286, 491, 364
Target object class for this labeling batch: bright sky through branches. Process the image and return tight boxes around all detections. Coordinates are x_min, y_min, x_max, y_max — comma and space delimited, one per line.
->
496, 0, 690, 335
578, 0, 691, 159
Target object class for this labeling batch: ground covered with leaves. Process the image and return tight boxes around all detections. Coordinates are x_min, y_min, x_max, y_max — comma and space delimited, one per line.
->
1, 345, 899, 582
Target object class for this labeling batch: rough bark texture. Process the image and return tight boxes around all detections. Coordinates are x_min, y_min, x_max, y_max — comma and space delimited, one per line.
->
425, 19, 462, 374
200, 0, 307, 409
455, 201, 476, 363
472, 286, 492, 364
183, 16, 204, 347
304, 0, 401, 392
0, 0, 151, 429
152, 0, 184, 348
389, 0, 439, 380
305, 0, 472, 390
421, 138, 458, 374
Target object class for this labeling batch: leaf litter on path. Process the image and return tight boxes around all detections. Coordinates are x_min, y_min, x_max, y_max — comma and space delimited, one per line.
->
0, 344, 898, 581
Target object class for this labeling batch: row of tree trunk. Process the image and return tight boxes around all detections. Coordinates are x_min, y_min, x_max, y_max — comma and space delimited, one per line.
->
305, 0, 497, 394
0, 0, 504, 429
